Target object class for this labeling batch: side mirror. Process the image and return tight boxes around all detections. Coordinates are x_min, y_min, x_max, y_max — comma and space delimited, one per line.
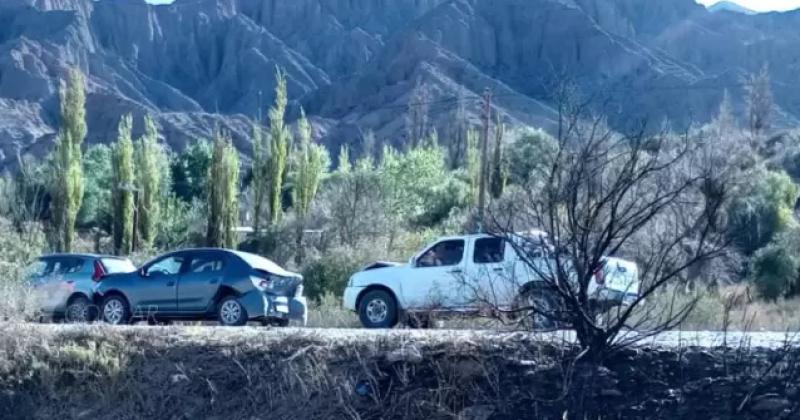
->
409, 257, 416, 267
139, 268, 148, 277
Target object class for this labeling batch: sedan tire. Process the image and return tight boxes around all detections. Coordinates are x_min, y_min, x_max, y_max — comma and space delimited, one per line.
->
101, 295, 131, 325
358, 290, 398, 329
218, 296, 248, 326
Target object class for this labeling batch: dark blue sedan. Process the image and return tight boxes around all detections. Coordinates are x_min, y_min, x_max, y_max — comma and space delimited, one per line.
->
93, 249, 306, 326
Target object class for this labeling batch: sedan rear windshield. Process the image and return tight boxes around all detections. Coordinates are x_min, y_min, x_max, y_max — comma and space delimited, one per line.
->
101, 258, 136, 274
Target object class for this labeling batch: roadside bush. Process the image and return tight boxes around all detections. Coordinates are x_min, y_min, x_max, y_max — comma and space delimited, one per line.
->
0, 217, 46, 321
727, 168, 798, 255
751, 233, 800, 301
301, 246, 369, 301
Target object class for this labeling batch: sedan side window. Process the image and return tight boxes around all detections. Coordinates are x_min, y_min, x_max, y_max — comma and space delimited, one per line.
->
145, 256, 185, 277
417, 240, 465, 268
188, 255, 225, 273
473, 238, 505, 264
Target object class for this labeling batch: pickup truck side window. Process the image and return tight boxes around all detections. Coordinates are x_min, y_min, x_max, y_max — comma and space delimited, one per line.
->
474, 238, 505, 263
417, 240, 465, 268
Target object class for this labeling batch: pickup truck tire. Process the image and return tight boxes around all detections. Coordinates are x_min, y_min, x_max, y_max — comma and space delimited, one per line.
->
517, 287, 559, 332
359, 290, 398, 328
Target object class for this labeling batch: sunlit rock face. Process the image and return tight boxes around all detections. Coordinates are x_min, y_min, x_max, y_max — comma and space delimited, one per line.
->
0, 0, 797, 166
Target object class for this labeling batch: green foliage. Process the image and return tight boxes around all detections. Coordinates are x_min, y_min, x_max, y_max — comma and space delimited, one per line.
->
171, 141, 212, 202
49, 67, 87, 252
337, 145, 351, 173
322, 155, 384, 246
251, 121, 269, 234
267, 67, 292, 225
292, 109, 330, 264
466, 129, 480, 204
79, 145, 113, 230
112, 115, 136, 255
752, 230, 800, 300
136, 115, 167, 250
292, 109, 329, 219
157, 196, 206, 249
506, 129, 558, 186
300, 248, 364, 302
489, 119, 506, 199
206, 133, 240, 248
380, 143, 448, 224
727, 168, 799, 255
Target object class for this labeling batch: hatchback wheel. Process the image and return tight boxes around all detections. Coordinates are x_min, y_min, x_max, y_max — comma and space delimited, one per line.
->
65, 296, 93, 323
218, 296, 248, 326
101, 295, 131, 325
358, 290, 398, 329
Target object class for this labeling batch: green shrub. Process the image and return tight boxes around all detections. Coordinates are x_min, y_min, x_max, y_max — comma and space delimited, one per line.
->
727, 168, 799, 255
752, 240, 800, 301
301, 247, 366, 301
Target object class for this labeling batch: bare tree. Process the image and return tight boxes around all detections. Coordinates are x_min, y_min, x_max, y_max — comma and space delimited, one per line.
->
743, 64, 773, 140
473, 96, 730, 360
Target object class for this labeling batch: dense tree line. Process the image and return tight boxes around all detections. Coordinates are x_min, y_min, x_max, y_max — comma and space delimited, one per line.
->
1, 65, 800, 305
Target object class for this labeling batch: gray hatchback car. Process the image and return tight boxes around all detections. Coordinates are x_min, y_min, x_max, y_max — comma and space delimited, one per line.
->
27, 254, 137, 322
93, 248, 307, 326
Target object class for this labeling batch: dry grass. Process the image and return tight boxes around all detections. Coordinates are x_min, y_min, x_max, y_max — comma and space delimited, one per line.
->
636, 285, 800, 332
0, 323, 798, 419
306, 293, 360, 328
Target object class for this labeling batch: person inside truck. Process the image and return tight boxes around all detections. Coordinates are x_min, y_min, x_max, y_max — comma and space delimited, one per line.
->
418, 240, 464, 267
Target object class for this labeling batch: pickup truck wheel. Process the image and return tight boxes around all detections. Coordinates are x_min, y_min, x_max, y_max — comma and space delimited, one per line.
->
359, 290, 398, 328
517, 288, 559, 332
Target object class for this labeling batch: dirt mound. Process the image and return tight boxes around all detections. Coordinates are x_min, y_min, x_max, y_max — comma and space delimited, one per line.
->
0, 323, 798, 419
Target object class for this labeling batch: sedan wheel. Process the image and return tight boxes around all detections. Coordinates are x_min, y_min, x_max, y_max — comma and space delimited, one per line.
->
102, 295, 131, 325
218, 296, 248, 326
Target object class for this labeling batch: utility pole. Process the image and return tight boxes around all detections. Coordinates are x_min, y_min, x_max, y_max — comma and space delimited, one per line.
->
477, 88, 492, 232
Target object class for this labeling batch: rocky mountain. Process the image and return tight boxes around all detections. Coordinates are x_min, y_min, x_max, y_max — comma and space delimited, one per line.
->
707, 1, 757, 15
1, 0, 799, 166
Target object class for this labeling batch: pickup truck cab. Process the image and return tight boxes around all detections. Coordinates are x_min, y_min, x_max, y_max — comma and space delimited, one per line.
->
343, 233, 639, 328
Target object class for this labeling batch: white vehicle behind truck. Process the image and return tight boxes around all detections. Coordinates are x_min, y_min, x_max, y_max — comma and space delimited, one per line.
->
343, 232, 639, 329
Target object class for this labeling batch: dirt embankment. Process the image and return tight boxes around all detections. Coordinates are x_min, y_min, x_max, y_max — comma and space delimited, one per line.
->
0, 324, 798, 419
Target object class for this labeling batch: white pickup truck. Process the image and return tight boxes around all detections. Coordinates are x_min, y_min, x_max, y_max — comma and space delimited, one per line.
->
343, 233, 639, 328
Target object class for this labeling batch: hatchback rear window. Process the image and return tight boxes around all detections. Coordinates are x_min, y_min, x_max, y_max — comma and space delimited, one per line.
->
101, 258, 136, 274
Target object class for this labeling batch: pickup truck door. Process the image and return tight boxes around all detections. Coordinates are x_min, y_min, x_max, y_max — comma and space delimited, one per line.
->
463, 237, 519, 309
401, 239, 467, 310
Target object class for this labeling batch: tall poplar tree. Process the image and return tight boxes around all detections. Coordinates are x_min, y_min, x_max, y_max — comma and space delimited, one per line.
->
251, 121, 268, 234
267, 67, 291, 225
490, 117, 506, 199
292, 109, 329, 265
112, 115, 135, 255
50, 67, 87, 252
136, 115, 164, 250
207, 132, 240, 248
